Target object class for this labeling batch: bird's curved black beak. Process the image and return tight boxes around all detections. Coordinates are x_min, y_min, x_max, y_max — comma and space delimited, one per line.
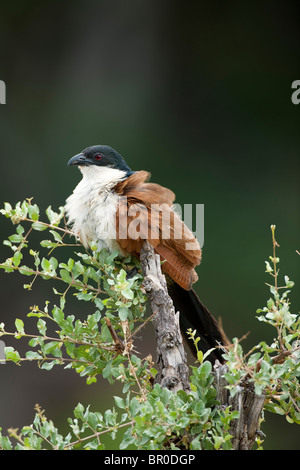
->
67, 153, 88, 166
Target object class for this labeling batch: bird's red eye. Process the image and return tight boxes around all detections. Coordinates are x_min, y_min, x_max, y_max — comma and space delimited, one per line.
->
94, 154, 102, 160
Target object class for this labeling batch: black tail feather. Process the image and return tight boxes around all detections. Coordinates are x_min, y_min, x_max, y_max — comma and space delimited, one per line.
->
167, 282, 228, 363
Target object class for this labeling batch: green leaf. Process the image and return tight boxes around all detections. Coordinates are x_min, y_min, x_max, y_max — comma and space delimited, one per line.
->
120, 428, 136, 450
49, 230, 62, 242
73, 403, 85, 420
9, 234, 23, 243
202, 348, 216, 362
41, 258, 50, 271
214, 436, 224, 450
106, 250, 119, 265
77, 292, 94, 301
5, 347, 21, 363
0, 435, 13, 450
16, 225, 25, 235
60, 269, 72, 283
52, 307, 64, 324
104, 409, 116, 427
59, 262, 70, 271
94, 298, 104, 311
37, 319, 47, 335
103, 361, 112, 379
72, 261, 85, 279
86, 376, 97, 385
197, 350, 203, 363
15, 319, 25, 335
128, 397, 139, 417
68, 258, 75, 270
19, 266, 34, 276
30, 249, 41, 268
190, 436, 202, 450
40, 240, 56, 248
284, 276, 295, 288
199, 360, 212, 378
1, 202, 12, 215
121, 288, 134, 300
117, 269, 127, 283
13, 251, 23, 267
46, 206, 64, 226
114, 396, 126, 410
41, 361, 56, 370
286, 415, 295, 424
32, 222, 47, 231
49, 257, 58, 271
265, 261, 273, 273
28, 204, 39, 221
28, 337, 39, 347
42, 341, 61, 356
26, 351, 42, 360
118, 307, 129, 321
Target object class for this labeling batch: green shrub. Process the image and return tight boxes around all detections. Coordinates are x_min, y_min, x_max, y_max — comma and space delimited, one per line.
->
0, 201, 299, 450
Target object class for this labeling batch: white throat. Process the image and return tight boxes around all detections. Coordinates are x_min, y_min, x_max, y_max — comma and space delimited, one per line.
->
79, 165, 126, 186
65, 165, 127, 250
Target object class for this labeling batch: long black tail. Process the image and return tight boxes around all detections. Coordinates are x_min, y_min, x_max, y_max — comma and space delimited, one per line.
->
167, 282, 228, 363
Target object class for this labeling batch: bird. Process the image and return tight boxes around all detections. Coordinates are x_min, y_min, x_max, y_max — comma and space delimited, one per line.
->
65, 145, 228, 363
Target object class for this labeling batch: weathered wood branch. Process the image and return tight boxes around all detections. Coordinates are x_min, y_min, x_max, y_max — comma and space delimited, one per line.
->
213, 361, 265, 450
105, 317, 124, 354
140, 241, 265, 449
140, 241, 190, 392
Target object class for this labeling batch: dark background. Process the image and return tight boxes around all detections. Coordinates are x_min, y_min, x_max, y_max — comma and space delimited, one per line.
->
0, 0, 299, 449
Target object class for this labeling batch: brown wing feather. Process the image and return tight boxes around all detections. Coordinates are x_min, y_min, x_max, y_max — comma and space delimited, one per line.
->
114, 171, 175, 205
114, 171, 201, 290
155, 244, 198, 290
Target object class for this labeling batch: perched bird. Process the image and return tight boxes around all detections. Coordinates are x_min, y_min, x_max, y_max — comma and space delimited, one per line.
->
65, 145, 228, 362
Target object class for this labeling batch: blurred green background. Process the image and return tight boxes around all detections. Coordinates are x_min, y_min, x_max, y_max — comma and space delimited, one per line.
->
0, 0, 299, 449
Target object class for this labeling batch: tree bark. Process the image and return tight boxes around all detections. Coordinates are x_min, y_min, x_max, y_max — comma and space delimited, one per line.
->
140, 241, 190, 393
213, 361, 265, 450
140, 241, 265, 449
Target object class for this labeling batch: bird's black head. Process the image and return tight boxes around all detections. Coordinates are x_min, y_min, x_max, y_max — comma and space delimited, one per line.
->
67, 145, 133, 176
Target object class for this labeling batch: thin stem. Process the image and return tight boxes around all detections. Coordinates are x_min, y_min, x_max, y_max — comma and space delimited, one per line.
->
16, 226, 33, 251
126, 352, 146, 400
22, 217, 74, 236
0, 263, 103, 294
1, 329, 116, 352
62, 420, 135, 450
128, 311, 156, 341
270, 225, 279, 303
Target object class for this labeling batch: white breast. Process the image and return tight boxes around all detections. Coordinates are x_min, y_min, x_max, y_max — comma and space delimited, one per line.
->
65, 166, 126, 252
